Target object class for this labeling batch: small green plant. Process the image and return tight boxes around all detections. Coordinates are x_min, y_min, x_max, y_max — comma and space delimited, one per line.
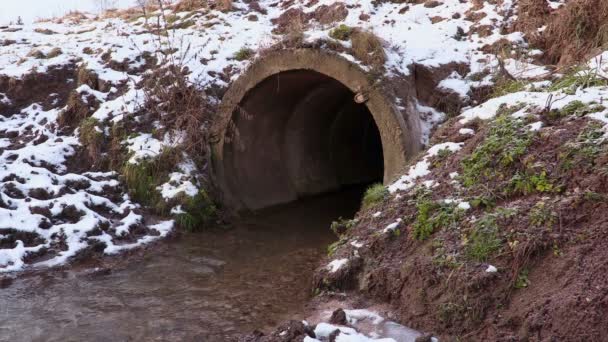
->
506, 170, 555, 196
514, 268, 530, 289
412, 199, 464, 240
552, 241, 562, 257
465, 208, 514, 262
234, 47, 254, 61
584, 191, 605, 202
431, 147, 453, 168
330, 217, 357, 236
121, 148, 180, 212
174, 190, 218, 231
549, 101, 606, 119
329, 24, 353, 41
559, 122, 606, 170
361, 183, 388, 209
461, 114, 534, 187
469, 195, 496, 209
559, 100, 586, 116
432, 239, 461, 269
529, 201, 557, 227
437, 302, 465, 325
327, 238, 346, 257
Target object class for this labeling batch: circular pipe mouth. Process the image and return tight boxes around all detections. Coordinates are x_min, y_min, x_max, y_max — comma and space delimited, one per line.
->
212, 49, 417, 211
222, 70, 384, 210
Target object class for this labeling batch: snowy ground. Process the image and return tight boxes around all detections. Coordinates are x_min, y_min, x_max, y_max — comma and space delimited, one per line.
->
0, 0, 591, 276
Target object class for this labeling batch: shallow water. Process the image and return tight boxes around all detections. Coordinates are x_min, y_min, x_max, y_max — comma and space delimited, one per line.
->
0, 189, 363, 342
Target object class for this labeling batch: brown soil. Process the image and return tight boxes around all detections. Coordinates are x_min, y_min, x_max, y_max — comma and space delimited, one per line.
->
0, 65, 77, 115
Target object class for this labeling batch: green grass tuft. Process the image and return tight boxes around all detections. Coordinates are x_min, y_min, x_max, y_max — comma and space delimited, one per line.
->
329, 24, 353, 41
548, 67, 608, 94
361, 183, 388, 209
174, 190, 218, 231
234, 47, 254, 61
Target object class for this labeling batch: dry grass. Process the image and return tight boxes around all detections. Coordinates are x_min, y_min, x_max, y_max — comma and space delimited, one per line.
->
351, 29, 387, 69
173, 0, 206, 12
536, 0, 608, 65
58, 92, 94, 129
173, 0, 231, 12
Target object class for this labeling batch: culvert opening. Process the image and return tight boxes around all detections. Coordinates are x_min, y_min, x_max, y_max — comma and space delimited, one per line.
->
223, 70, 384, 210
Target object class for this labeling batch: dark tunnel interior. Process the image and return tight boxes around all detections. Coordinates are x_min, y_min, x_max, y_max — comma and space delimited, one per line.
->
223, 70, 384, 210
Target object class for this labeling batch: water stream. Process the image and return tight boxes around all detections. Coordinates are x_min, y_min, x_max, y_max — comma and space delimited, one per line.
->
0, 189, 364, 341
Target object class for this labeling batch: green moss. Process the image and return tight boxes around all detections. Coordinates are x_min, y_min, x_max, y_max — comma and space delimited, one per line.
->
234, 47, 254, 61
165, 14, 179, 24
361, 183, 388, 210
431, 147, 454, 168
329, 24, 353, 41
461, 114, 534, 187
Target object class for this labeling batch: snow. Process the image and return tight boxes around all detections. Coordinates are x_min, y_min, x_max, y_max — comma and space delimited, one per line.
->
459, 128, 475, 135
345, 309, 384, 325
0, 99, 172, 273
459, 86, 608, 124
486, 265, 498, 273
351, 240, 364, 248
417, 102, 446, 145
312, 323, 397, 342
383, 219, 402, 234
327, 258, 349, 273
503, 58, 550, 79
589, 51, 608, 79
528, 121, 544, 131
439, 72, 471, 99
389, 142, 463, 192
158, 172, 198, 200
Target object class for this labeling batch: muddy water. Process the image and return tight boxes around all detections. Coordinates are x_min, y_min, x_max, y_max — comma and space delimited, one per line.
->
0, 189, 364, 342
